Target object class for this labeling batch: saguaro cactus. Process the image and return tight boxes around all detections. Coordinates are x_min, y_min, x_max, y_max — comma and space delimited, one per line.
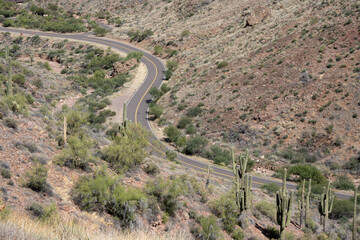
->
121, 103, 128, 129
63, 115, 67, 145
276, 168, 294, 240
305, 179, 312, 225
319, 180, 334, 232
205, 166, 210, 189
232, 148, 252, 214
298, 180, 305, 229
353, 187, 357, 240
5, 45, 13, 95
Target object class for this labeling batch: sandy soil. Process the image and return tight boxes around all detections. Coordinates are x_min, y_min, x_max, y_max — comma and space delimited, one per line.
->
107, 62, 147, 124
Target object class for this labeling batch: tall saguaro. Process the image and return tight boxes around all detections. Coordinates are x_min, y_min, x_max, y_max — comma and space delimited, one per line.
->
305, 179, 312, 225
298, 180, 305, 229
232, 148, 252, 214
5, 45, 13, 96
353, 187, 358, 240
276, 168, 293, 240
319, 180, 334, 232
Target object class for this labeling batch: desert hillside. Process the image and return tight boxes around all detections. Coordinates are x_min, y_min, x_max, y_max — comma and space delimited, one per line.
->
0, 0, 359, 239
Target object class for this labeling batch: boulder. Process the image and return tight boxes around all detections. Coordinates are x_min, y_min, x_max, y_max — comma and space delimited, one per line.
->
244, 6, 271, 27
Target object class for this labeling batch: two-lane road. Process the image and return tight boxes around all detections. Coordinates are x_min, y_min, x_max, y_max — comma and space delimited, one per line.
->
0, 27, 352, 200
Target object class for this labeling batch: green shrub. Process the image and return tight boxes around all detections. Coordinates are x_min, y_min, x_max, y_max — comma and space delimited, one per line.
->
72, 169, 144, 227
232, 229, 244, 240
28, 202, 45, 218
163, 125, 181, 143
0, 168, 11, 178
143, 163, 160, 175
102, 123, 148, 173
4, 94, 28, 115
94, 26, 107, 36
186, 106, 203, 117
183, 135, 208, 155
177, 116, 192, 129
13, 73, 25, 87
166, 60, 178, 72
185, 124, 196, 134
4, 117, 17, 130
127, 29, 153, 42
163, 70, 172, 80
25, 163, 48, 192
217, 61, 228, 69
343, 154, 360, 171
288, 164, 325, 184
265, 225, 280, 239
280, 148, 317, 164
261, 183, 280, 194
198, 215, 221, 240
332, 175, 354, 190
210, 190, 237, 233
56, 136, 93, 170
204, 145, 231, 166
329, 199, 354, 219
64, 110, 88, 135
125, 51, 143, 62
149, 103, 163, 119
166, 150, 177, 161
255, 201, 276, 221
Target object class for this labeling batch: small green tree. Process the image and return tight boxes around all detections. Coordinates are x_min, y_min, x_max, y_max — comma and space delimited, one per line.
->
25, 163, 48, 192
164, 125, 181, 143
149, 103, 163, 119
94, 27, 107, 36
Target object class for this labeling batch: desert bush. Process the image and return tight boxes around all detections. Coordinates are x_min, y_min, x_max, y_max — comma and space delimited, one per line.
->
149, 103, 163, 119
332, 175, 354, 190
343, 154, 360, 172
25, 163, 48, 192
13, 73, 25, 87
280, 148, 317, 164
166, 150, 177, 161
197, 215, 221, 240
0, 168, 11, 178
72, 169, 144, 227
102, 123, 148, 173
217, 61, 228, 69
127, 29, 153, 42
288, 164, 325, 184
261, 183, 280, 195
22, 142, 39, 153
183, 135, 208, 155
56, 135, 93, 170
210, 190, 237, 233
166, 60, 178, 72
94, 26, 107, 37
255, 201, 276, 221
204, 145, 231, 166
146, 175, 204, 216
143, 163, 160, 175
265, 226, 280, 239
4, 94, 28, 115
186, 106, 203, 117
4, 117, 17, 130
329, 199, 354, 219
125, 51, 143, 62
28, 202, 45, 218
177, 116, 192, 129
64, 110, 88, 135
164, 125, 181, 143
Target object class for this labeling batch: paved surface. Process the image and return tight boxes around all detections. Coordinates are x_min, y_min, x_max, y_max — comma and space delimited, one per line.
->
0, 27, 352, 200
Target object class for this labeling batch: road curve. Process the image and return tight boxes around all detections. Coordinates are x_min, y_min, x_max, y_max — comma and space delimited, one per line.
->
0, 27, 352, 200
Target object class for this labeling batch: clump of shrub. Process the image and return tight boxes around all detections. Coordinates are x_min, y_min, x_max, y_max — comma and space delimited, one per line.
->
102, 123, 148, 173
261, 183, 280, 195
4, 117, 17, 130
56, 136, 93, 170
177, 116, 192, 129
183, 135, 208, 155
163, 125, 181, 143
196, 215, 221, 240
149, 103, 163, 119
24, 163, 49, 193
255, 201, 276, 221
72, 168, 144, 227
217, 61, 228, 69
186, 106, 203, 117
331, 174, 354, 190
204, 145, 231, 166
288, 164, 325, 184
143, 162, 160, 175
127, 29, 153, 42
28, 202, 57, 222
1, 168, 11, 178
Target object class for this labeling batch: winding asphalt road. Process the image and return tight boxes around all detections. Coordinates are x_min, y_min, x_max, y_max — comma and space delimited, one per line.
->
0, 27, 352, 200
